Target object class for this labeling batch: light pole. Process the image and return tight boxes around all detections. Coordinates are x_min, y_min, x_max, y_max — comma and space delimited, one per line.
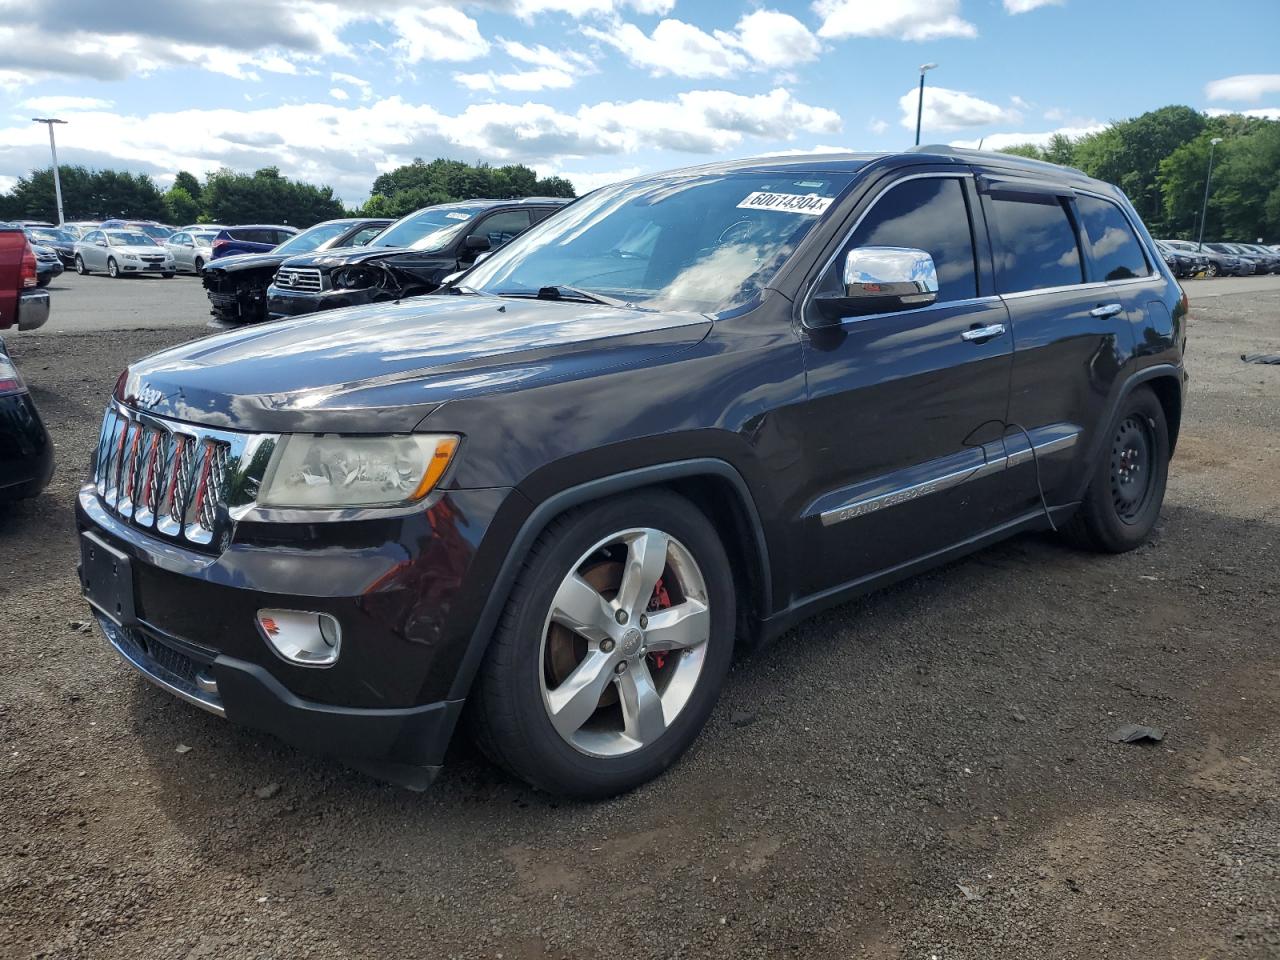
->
31, 118, 68, 225
915, 63, 938, 147
1196, 136, 1223, 253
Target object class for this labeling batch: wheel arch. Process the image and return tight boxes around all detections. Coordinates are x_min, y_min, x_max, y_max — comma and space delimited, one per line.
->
445, 458, 772, 702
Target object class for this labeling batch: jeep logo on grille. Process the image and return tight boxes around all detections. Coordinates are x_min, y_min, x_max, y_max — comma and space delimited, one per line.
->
136, 385, 163, 408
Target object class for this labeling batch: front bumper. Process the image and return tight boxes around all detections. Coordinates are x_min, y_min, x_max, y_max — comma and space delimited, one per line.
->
266, 285, 382, 320
76, 480, 517, 787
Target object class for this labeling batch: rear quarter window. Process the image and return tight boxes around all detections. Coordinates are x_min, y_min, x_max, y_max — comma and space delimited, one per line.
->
1075, 195, 1151, 282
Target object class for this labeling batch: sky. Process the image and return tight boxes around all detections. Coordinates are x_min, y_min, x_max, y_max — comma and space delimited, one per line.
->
1, 0, 1278, 205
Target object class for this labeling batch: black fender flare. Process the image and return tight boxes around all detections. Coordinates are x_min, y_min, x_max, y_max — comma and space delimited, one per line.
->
1073, 361, 1185, 502
445, 458, 772, 701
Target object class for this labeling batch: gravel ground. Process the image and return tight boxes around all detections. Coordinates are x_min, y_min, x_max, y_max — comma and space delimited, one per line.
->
1, 284, 1278, 959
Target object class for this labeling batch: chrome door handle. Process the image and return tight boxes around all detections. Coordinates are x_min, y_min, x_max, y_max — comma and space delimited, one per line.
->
961, 323, 1006, 341
1090, 303, 1123, 318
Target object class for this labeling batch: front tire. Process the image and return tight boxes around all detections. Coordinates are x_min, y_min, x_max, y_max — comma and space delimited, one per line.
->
75, 254, 89, 275
162, 272, 175, 279
194, 257, 204, 274
107, 257, 121, 278
1062, 385, 1169, 553
1206, 262, 1219, 278
471, 491, 735, 799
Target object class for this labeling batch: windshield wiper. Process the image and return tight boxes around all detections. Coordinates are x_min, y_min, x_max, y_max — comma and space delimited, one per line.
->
496, 284, 632, 308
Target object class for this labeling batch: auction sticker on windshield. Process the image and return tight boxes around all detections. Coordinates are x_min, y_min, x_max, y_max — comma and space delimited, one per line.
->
445, 212, 471, 221
736, 192, 833, 216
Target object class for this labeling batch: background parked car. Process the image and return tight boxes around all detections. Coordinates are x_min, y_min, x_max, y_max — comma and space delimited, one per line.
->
30, 243, 63, 287
0, 336, 54, 501
202, 217, 391, 324
1165, 240, 1244, 277
1235, 243, 1280, 274
0, 224, 50, 332
210, 225, 297, 260
266, 198, 565, 321
74, 229, 176, 278
99, 220, 175, 244
177, 223, 227, 233
164, 228, 222, 274
23, 226, 77, 267
1202, 242, 1256, 275
61, 221, 101, 240
1154, 240, 1198, 278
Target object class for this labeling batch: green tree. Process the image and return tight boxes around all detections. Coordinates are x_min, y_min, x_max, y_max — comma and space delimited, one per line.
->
0, 164, 168, 221
361, 158, 575, 217
172, 170, 202, 197
164, 186, 202, 225
201, 166, 346, 226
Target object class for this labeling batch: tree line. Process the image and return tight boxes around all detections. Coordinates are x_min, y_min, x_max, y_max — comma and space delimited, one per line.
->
2, 106, 1275, 239
998, 105, 1279, 241
0, 160, 577, 227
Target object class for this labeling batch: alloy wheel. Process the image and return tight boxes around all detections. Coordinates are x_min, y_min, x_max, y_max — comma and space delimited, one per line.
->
538, 527, 711, 758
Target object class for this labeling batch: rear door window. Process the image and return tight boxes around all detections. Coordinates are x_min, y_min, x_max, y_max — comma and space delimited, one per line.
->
1075, 195, 1150, 282
986, 195, 1083, 293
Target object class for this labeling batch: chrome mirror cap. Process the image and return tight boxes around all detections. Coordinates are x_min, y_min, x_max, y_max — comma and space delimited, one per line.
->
842, 246, 939, 303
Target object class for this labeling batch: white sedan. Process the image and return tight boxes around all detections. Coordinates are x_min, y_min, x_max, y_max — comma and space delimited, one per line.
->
165, 228, 220, 274
74, 229, 176, 279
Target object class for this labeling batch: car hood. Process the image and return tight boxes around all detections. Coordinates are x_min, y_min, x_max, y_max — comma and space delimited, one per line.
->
279, 245, 445, 271
109, 244, 167, 256
119, 294, 712, 433
203, 251, 289, 275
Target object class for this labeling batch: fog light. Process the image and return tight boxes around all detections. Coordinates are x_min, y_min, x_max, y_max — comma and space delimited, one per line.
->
257, 609, 341, 667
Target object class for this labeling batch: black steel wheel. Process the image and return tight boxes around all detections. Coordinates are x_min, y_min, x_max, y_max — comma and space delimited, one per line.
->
1062, 385, 1170, 553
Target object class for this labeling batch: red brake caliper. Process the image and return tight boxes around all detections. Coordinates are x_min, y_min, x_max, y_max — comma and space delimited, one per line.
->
647, 577, 672, 670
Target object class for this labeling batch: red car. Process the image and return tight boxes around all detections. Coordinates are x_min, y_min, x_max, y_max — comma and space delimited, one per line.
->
0, 223, 50, 332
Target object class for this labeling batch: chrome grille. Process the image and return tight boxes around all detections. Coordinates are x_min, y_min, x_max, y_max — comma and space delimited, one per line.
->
91, 405, 277, 551
274, 267, 323, 293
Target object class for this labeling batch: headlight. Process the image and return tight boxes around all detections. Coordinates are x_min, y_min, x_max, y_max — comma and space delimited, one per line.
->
124, 254, 139, 261
332, 266, 375, 290
258, 434, 459, 508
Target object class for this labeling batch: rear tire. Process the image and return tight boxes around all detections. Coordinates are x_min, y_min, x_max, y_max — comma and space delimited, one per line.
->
470, 491, 735, 799
107, 257, 120, 279
1062, 385, 1169, 553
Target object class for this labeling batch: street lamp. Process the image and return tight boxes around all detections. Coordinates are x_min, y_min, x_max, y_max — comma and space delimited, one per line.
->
1196, 136, 1223, 253
31, 117, 68, 226
915, 63, 938, 147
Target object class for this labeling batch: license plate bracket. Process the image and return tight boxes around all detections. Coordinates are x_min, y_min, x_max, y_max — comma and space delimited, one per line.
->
79, 532, 137, 626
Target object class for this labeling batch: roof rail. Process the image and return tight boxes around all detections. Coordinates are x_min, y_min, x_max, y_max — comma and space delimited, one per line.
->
908, 143, 1091, 180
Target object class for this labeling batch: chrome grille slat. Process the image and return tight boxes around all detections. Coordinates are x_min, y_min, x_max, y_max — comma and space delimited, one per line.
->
274, 267, 323, 293
91, 405, 276, 553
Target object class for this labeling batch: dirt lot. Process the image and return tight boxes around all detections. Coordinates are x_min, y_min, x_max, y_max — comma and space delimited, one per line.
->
1, 284, 1278, 959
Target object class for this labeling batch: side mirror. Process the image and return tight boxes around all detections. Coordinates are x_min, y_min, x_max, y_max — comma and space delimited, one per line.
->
810, 246, 938, 325
463, 234, 491, 253
96, 239, 108, 247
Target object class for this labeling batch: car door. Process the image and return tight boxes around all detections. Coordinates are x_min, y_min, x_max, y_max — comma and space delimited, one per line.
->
84, 231, 106, 270
168, 233, 191, 270
982, 179, 1143, 508
795, 170, 1015, 596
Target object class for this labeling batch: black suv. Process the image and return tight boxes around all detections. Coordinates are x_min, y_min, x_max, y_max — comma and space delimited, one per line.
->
264, 198, 566, 321
76, 149, 1186, 798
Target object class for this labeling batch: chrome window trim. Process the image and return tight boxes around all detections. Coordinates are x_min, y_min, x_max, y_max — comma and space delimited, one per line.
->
802, 171, 977, 329
999, 275, 1163, 301
817, 428, 1079, 527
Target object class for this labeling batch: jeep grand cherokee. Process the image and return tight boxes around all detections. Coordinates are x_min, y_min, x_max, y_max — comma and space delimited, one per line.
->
77, 148, 1186, 798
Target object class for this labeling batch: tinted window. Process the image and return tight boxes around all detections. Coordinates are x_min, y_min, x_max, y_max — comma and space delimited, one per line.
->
230, 229, 274, 244
474, 210, 531, 248
987, 195, 1082, 293
272, 230, 296, 245
1076, 195, 1149, 281
347, 225, 384, 246
828, 176, 977, 302
170, 233, 190, 245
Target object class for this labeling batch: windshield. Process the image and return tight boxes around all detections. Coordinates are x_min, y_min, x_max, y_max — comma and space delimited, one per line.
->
465, 171, 855, 313
29, 228, 74, 244
191, 231, 219, 244
272, 221, 354, 255
137, 224, 172, 241
369, 206, 479, 251
107, 231, 153, 246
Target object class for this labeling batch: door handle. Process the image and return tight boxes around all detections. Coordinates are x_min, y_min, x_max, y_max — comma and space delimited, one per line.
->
1090, 303, 1123, 318
961, 323, 1006, 342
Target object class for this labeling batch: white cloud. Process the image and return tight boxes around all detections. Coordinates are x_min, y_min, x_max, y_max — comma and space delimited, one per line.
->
1205, 74, 1280, 103
1205, 106, 1280, 121
330, 71, 373, 101
455, 66, 576, 92
585, 11, 820, 79
500, 40, 593, 73
329, 87, 349, 100
389, 7, 490, 64
18, 95, 114, 112
0, 89, 841, 204
814, 0, 977, 42
948, 123, 1106, 151
868, 118, 889, 135
585, 19, 747, 79
899, 85, 1021, 130
1003, 0, 1063, 12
